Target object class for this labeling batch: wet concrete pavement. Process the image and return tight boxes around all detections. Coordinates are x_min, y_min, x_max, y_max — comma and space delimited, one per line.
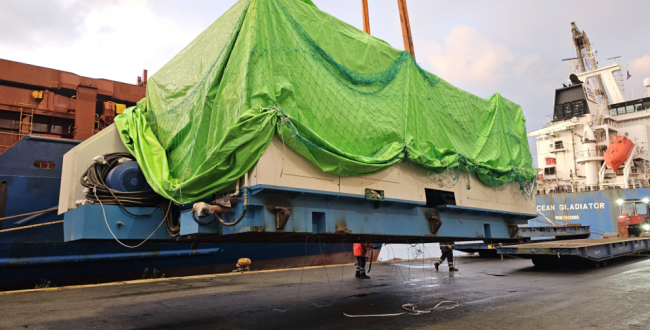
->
1, 255, 649, 330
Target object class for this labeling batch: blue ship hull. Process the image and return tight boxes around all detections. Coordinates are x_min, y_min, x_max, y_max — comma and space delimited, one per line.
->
0, 137, 359, 290
534, 188, 650, 236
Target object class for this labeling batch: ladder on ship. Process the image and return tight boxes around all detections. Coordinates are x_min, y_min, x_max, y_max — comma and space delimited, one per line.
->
18, 108, 34, 139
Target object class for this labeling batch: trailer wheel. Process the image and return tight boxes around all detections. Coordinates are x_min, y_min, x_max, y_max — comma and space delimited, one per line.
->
628, 227, 641, 238
478, 250, 498, 258
592, 260, 607, 268
532, 256, 559, 269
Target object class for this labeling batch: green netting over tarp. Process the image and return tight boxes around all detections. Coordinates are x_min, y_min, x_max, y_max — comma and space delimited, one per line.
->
114, 0, 536, 204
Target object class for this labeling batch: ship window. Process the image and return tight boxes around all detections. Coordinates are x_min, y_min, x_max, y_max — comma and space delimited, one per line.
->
617, 107, 626, 115
610, 141, 615, 145
618, 140, 623, 143
33, 161, 55, 169
643, 101, 650, 110
621, 203, 635, 215
634, 103, 644, 111
636, 203, 647, 215
554, 141, 563, 149
544, 167, 556, 175
626, 105, 635, 113
609, 109, 617, 116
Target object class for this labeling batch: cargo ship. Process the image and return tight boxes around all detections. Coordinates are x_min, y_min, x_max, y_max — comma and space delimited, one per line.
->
530, 22, 650, 235
0, 59, 369, 291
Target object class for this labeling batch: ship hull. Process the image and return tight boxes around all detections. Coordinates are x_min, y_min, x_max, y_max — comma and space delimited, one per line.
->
0, 241, 361, 290
535, 188, 649, 235
0, 136, 375, 291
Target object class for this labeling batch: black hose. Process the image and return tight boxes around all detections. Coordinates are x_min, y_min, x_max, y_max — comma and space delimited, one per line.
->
192, 209, 247, 227
191, 189, 248, 227
160, 202, 180, 238
366, 248, 374, 274
81, 152, 163, 208
0, 181, 6, 230
81, 152, 180, 238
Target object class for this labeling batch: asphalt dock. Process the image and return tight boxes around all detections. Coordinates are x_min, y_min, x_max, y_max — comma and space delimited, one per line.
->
1, 256, 649, 330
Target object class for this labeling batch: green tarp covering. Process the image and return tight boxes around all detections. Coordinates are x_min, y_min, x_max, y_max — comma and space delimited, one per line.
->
115, 0, 536, 204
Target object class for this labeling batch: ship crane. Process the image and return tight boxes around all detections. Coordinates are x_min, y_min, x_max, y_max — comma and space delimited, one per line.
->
571, 22, 608, 105
360, 0, 415, 59
570, 22, 626, 105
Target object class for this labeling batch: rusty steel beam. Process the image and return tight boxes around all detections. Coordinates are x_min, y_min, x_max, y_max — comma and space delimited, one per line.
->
361, 0, 370, 34
73, 86, 98, 140
0, 59, 145, 103
0, 105, 75, 120
397, 0, 415, 60
0, 58, 147, 153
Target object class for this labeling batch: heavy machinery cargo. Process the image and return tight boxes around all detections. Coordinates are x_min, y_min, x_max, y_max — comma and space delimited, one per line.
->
59, 0, 538, 244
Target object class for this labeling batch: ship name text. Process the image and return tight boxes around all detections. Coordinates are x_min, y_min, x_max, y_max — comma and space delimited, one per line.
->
537, 203, 606, 211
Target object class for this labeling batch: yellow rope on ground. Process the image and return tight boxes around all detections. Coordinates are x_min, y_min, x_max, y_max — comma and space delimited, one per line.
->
0, 208, 58, 221
0, 220, 63, 233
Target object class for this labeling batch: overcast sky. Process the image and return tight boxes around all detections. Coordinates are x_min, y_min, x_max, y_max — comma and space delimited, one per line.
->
1, 0, 649, 167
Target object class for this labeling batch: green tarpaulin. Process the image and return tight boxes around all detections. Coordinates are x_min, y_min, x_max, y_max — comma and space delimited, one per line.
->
115, 0, 536, 204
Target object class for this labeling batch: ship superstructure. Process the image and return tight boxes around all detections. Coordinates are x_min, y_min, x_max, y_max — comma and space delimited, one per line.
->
530, 23, 650, 195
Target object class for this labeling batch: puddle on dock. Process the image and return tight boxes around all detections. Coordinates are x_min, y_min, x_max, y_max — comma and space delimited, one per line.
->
367, 284, 390, 288
348, 292, 381, 298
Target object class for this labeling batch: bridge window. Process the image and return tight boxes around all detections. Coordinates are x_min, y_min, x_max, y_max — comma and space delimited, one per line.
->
626, 105, 635, 113
544, 167, 556, 175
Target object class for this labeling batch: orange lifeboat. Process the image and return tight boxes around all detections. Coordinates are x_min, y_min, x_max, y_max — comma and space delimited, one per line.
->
604, 136, 635, 171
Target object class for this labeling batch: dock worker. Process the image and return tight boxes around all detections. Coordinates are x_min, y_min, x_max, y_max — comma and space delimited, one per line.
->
434, 242, 458, 272
353, 243, 373, 279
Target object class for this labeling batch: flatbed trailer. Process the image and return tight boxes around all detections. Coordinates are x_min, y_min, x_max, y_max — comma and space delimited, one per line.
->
453, 242, 518, 257
455, 225, 591, 257
496, 237, 650, 268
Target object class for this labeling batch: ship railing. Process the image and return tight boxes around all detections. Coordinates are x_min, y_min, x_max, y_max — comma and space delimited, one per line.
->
545, 115, 554, 125
575, 150, 605, 158
533, 180, 650, 195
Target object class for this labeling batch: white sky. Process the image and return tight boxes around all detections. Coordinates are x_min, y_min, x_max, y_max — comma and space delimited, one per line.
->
1, 0, 649, 167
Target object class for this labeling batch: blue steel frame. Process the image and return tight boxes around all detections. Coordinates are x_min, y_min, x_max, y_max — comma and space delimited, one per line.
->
65, 184, 536, 243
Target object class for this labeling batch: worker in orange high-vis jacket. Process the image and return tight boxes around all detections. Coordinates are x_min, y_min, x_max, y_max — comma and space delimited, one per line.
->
353, 243, 373, 279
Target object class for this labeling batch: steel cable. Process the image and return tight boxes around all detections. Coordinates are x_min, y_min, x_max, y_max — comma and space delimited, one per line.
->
82, 152, 179, 238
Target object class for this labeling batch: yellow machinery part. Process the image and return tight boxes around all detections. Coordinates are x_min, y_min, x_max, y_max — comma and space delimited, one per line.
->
115, 103, 126, 114
32, 90, 43, 99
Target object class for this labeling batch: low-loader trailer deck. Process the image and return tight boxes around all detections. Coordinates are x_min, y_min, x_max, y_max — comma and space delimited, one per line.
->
496, 237, 650, 268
